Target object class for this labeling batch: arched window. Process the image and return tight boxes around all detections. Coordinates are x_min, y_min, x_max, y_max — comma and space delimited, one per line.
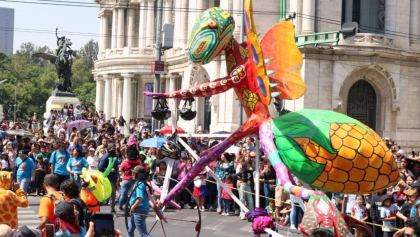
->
347, 80, 377, 130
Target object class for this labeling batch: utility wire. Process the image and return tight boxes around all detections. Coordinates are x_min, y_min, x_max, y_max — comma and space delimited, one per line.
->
1, 0, 420, 41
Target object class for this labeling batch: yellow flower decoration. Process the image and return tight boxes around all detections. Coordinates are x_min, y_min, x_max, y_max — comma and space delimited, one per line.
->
243, 90, 259, 111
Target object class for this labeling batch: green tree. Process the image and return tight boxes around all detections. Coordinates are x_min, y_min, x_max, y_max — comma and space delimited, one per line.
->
79, 40, 98, 69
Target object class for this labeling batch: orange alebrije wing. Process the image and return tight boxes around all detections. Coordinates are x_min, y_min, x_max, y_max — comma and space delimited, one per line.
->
261, 21, 306, 100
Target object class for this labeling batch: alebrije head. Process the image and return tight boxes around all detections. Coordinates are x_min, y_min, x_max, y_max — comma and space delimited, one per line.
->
188, 7, 235, 64
0, 171, 12, 190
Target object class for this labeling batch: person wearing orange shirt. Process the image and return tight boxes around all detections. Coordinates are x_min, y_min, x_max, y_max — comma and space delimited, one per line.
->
0, 171, 28, 228
38, 174, 64, 230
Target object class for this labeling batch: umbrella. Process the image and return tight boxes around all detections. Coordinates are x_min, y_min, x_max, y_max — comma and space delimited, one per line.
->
225, 145, 240, 154
140, 137, 166, 148
6, 129, 33, 137
66, 120, 92, 132
159, 125, 186, 134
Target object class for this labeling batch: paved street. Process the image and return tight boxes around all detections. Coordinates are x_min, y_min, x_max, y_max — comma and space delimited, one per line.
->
18, 195, 302, 237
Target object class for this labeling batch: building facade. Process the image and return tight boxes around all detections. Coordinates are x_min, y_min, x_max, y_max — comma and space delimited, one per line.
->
94, 0, 420, 148
0, 7, 14, 55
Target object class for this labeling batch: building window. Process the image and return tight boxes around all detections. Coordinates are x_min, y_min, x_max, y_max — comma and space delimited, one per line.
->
209, 0, 220, 8
341, 0, 385, 33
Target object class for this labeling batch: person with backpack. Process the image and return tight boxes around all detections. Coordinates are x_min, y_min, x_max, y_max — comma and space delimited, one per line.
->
98, 143, 119, 213
66, 145, 88, 186
118, 146, 142, 211
15, 149, 35, 194
60, 180, 89, 235
128, 165, 151, 237
54, 201, 82, 237
38, 174, 64, 230
49, 141, 71, 187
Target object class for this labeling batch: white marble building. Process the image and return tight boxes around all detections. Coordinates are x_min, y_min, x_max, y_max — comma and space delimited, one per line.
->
94, 0, 420, 148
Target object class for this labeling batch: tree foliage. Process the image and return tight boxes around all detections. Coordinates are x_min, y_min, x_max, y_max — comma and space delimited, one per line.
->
0, 40, 98, 121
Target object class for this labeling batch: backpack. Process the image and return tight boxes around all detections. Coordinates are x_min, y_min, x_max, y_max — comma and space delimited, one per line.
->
44, 193, 88, 230
69, 198, 90, 229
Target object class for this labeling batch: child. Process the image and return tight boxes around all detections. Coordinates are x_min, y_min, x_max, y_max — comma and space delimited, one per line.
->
192, 171, 208, 212
220, 175, 233, 216
351, 195, 368, 237
266, 199, 277, 219
34, 154, 47, 196
278, 200, 292, 227
381, 195, 398, 237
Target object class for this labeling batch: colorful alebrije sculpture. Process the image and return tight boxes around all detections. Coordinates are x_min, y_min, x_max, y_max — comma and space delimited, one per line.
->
145, 1, 398, 235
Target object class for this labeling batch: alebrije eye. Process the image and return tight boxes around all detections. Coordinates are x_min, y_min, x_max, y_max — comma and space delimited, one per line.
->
208, 21, 218, 29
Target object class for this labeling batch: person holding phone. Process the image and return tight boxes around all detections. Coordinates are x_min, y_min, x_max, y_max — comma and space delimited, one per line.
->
127, 165, 151, 237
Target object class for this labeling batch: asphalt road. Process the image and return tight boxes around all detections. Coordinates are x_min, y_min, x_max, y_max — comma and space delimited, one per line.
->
18, 195, 302, 237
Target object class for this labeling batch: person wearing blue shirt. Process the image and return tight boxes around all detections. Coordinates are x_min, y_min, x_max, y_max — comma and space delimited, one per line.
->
67, 145, 88, 186
15, 149, 35, 193
128, 165, 150, 237
49, 141, 70, 186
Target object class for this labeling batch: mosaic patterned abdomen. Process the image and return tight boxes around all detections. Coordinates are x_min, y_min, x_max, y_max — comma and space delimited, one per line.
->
271, 109, 398, 194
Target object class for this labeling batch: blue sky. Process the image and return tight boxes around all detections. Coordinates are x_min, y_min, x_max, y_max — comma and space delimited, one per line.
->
0, 0, 99, 52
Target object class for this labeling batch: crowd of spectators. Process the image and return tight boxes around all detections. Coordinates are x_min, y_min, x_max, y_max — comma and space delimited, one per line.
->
1, 108, 420, 236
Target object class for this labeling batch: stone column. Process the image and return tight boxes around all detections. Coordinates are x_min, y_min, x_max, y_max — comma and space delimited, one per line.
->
232, 0, 241, 39
111, 8, 118, 49
385, 0, 396, 33
117, 7, 125, 48
117, 79, 124, 117
103, 75, 112, 121
164, 0, 173, 25
179, 0, 188, 48
104, 12, 110, 49
220, 0, 232, 12
173, 0, 181, 48
99, 10, 107, 51
187, 0, 197, 38
145, 0, 155, 47
301, 0, 315, 34
138, 0, 147, 48
95, 77, 105, 112
122, 74, 133, 135
127, 6, 136, 48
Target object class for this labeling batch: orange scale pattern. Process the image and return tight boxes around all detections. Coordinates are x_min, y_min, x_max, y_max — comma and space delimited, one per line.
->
294, 123, 399, 194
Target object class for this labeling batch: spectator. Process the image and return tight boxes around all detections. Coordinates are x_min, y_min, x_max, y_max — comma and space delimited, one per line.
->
220, 175, 233, 216
15, 149, 35, 193
215, 153, 235, 214
34, 154, 47, 196
351, 195, 368, 237
66, 145, 88, 186
38, 174, 63, 230
60, 180, 89, 233
118, 146, 141, 211
98, 143, 119, 213
128, 165, 151, 237
49, 141, 71, 187
381, 195, 398, 237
